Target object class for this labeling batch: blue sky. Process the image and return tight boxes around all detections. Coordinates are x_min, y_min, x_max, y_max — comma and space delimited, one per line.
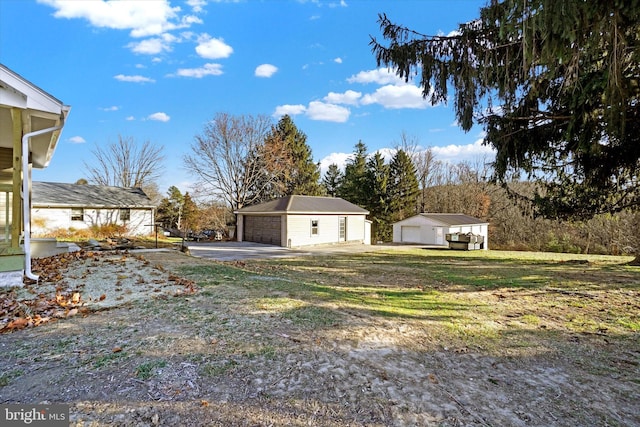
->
1, 0, 493, 194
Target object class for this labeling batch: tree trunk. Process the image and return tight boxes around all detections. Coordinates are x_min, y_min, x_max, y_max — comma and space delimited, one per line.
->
629, 254, 640, 266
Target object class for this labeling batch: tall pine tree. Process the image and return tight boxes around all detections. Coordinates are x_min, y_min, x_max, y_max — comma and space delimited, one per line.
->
388, 149, 419, 222
269, 115, 324, 197
322, 163, 343, 197
371, 1, 640, 220
364, 152, 391, 242
338, 141, 369, 207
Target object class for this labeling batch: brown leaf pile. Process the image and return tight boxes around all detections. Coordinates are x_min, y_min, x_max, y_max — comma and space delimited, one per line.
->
1, 250, 196, 333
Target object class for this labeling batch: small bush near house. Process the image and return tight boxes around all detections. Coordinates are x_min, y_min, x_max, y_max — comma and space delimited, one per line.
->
35, 224, 129, 241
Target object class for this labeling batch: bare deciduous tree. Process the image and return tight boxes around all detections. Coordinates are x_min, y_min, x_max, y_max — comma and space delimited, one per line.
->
84, 135, 165, 189
394, 131, 438, 213
184, 113, 281, 214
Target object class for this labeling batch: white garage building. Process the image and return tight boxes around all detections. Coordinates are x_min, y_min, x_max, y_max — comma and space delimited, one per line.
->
235, 195, 370, 248
393, 213, 489, 249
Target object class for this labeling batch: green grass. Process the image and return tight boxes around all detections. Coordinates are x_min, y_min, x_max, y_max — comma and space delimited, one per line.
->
201, 359, 238, 377
135, 360, 167, 380
0, 369, 24, 387
93, 351, 127, 368
174, 248, 639, 353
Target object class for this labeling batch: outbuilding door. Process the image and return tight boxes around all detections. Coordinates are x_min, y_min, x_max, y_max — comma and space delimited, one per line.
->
401, 225, 421, 243
243, 215, 282, 246
339, 217, 347, 241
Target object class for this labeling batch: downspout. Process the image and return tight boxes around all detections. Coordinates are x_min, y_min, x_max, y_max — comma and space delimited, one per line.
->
22, 126, 62, 281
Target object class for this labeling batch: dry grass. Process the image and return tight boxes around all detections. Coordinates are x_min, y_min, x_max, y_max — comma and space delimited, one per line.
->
0, 248, 638, 426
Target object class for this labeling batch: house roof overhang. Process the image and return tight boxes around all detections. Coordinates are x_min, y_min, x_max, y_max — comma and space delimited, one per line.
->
0, 64, 70, 169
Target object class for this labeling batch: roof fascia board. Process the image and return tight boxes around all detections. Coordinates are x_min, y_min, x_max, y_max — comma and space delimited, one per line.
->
0, 65, 65, 115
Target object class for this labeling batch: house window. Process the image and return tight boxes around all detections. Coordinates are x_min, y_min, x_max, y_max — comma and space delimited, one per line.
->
71, 208, 84, 221
120, 208, 131, 221
311, 219, 319, 236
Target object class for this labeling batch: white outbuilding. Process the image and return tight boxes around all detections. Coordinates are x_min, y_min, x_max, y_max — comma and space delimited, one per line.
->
393, 213, 489, 249
235, 195, 370, 248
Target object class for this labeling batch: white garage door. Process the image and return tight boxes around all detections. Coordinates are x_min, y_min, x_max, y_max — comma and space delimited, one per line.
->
401, 226, 421, 243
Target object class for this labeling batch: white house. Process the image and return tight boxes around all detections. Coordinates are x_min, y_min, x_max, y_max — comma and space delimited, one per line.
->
0, 64, 70, 285
393, 213, 489, 249
31, 182, 155, 237
235, 195, 371, 248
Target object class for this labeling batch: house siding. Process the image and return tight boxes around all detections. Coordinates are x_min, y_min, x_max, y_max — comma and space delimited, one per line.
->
32, 207, 154, 236
286, 214, 366, 247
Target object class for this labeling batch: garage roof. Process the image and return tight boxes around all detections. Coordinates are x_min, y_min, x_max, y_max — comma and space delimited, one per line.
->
418, 213, 488, 226
236, 195, 369, 214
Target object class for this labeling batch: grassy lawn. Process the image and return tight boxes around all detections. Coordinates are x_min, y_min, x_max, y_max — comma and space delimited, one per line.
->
2, 247, 638, 425
178, 248, 639, 356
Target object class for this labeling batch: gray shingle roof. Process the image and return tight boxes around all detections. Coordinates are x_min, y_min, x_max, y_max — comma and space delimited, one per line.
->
32, 182, 155, 208
236, 195, 369, 214
419, 213, 487, 226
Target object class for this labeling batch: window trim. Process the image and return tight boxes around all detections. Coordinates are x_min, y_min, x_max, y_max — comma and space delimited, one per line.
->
120, 208, 131, 222
71, 207, 84, 221
310, 219, 319, 236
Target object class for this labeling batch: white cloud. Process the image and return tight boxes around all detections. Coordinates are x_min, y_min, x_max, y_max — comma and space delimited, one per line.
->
347, 68, 403, 85
195, 34, 233, 59
334, 57, 343, 64
186, 0, 207, 13
273, 104, 307, 117
174, 63, 223, 78
323, 90, 361, 106
148, 112, 170, 122
306, 101, 350, 123
37, 0, 185, 38
319, 152, 352, 176
255, 64, 278, 78
127, 37, 172, 55
68, 136, 86, 144
114, 74, 155, 83
361, 84, 430, 109
126, 116, 136, 121
431, 137, 496, 162
328, 0, 348, 7
100, 106, 119, 111
321, 141, 495, 178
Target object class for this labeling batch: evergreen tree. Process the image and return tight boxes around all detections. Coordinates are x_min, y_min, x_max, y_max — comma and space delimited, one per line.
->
322, 163, 343, 197
181, 192, 198, 234
364, 152, 391, 242
338, 141, 369, 206
371, 1, 640, 219
156, 186, 184, 229
388, 149, 420, 222
265, 115, 324, 197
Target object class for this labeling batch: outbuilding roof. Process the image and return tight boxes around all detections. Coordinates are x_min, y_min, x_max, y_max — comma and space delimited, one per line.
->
236, 195, 369, 215
32, 182, 155, 209
417, 213, 488, 226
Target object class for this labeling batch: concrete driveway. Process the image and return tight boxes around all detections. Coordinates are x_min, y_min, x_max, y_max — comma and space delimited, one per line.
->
184, 241, 310, 261
183, 241, 407, 261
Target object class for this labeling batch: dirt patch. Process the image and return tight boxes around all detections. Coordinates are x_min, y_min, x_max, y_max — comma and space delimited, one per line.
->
0, 249, 638, 426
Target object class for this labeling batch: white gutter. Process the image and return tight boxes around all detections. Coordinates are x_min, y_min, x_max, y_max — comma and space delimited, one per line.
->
22, 126, 62, 281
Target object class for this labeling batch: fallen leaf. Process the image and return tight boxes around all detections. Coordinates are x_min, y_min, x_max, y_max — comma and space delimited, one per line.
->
99, 294, 107, 301
112, 346, 122, 353
66, 308, 78, 317
6, 317, 29, 330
